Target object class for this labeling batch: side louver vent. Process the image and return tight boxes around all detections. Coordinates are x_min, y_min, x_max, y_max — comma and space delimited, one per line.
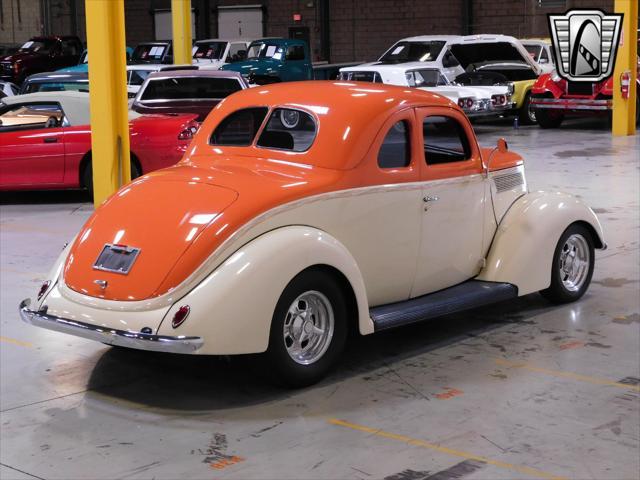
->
493, 172, 524, 193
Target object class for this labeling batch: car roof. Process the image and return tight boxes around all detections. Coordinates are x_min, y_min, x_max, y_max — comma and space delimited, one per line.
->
342, 61, 440, 73
195, 38, 249, 44
144, 69, 246, 80
2, 91, 91, 126
24, 72, 89, 82
396, 35, 463, 42
250, 37, 306, 45
198, 81, 455, 170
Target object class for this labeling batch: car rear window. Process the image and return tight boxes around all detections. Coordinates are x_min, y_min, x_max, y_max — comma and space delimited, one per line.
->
193, 42, 226, 60
256, 108, 316, 152
379, 41, 446, 63
210, 107, 269, 146
209, 107, 317, 152
140, 77, 243, 101
22, 81, 89, 94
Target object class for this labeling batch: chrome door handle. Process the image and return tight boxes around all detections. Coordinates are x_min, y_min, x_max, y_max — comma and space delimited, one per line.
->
423, 195, 439, 202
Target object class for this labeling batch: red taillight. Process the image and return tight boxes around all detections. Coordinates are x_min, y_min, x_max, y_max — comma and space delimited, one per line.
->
37, 281, 51, 301
172, 305, 190, 329
466, 98, 474, 108
13, 62, 21, 74
177, 124, 199, 141
492, 95, 506, 106
457, 98, 465, 108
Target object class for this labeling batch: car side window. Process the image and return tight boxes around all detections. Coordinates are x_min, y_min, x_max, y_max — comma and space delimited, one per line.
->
442, 50, 460, 68
539, 47, 550, 63
227, 43, 247, 62
0, 103, 64, 131
423, 116, 470, 165
378, 121, 410, 169
210, 107, 268, 146
285, 45, 305, 61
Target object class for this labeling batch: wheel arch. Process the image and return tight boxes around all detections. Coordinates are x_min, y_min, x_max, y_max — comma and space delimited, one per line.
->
79, 150, 143, 188
156, 225, 373, 355
477, 191, 605, 296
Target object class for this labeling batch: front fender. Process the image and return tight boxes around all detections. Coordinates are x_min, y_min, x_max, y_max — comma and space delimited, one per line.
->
477, 191, 605, 296
157, 226, 372, 355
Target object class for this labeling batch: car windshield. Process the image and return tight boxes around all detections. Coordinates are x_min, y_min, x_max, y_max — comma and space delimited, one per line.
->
128, 70, 155, 86
407, 69, 444, 87
524, 44, 542, 61
132, 44, 167, 63
193, 42, 226, 60
23, 81, 89, 94
19, 40, 56, 54
140, 77, 243, 101
379, 41, 446, 63
246, 43, 283, 60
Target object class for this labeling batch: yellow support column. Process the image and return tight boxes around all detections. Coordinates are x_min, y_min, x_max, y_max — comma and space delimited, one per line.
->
172, 0, 193, 65
612, 0, 638, 136
85, 0, 131, 207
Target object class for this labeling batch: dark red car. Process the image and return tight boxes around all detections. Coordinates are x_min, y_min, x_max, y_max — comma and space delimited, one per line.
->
0, 91, 199, 191
0, 36, 83, 84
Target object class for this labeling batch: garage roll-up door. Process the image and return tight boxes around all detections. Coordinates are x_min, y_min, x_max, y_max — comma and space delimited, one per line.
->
218, 5, 263, 39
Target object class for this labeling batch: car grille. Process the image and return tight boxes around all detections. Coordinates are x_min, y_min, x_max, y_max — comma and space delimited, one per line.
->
566, 82, 593, 96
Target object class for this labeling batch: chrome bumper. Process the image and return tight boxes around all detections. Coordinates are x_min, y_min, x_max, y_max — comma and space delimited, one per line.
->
531, 98, 612, 111
19, 298, 203, 354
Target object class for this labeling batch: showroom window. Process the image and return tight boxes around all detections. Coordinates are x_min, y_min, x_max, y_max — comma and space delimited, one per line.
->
256, 108, 316, 152
422, 116, 470, 165
210, 107, 268, 146
377, 121, 410, 169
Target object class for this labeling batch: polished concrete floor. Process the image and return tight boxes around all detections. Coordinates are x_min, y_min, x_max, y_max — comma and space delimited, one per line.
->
1, 117, 638, 480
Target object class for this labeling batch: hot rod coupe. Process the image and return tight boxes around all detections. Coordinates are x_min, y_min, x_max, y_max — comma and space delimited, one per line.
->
20, 82, 605, 386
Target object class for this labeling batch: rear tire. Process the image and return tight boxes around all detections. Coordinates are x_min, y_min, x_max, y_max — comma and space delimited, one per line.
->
265, 269, 348, 387
81, 156, 141, 192
536, 108, 565, 128
540, 224, 595, 304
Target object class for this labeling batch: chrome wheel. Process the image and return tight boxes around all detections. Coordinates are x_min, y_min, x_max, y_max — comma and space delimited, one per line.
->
283, 290, 334, 365
527, 99, 536, 123
559, 234, 590, 292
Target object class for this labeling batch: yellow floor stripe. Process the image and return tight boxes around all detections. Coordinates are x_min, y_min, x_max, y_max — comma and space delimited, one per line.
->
495, 359, 640, 392
329, 418, 567, 480
0, 336, 33, 348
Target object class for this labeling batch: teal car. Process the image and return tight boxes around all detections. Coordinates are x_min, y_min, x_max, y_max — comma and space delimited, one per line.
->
57, 47, 133, 73
221, 38, 311, 84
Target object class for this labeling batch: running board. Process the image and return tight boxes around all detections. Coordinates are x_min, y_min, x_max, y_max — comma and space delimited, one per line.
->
370, 280, 518, 332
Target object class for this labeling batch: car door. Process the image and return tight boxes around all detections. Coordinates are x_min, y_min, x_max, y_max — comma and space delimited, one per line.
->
283, 44, 309, 81
410, 107, 488, 298
0, 102, 66, 187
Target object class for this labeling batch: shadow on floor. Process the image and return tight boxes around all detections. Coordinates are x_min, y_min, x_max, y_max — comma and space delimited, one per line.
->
0, 189, 92, 205
85, 292, 556, 413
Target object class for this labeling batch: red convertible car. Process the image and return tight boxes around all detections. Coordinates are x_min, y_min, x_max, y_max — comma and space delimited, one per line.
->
0, 91, 199, 191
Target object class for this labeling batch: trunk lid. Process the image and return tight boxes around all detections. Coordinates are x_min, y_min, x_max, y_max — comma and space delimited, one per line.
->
63, 174, 238, 301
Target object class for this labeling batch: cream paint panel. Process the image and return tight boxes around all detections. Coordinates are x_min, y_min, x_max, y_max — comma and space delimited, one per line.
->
42, 283, 172, 334
412, 174, 487, 297
224, 185, 424, 307
477, 191, 606, 295
157, 226, 372, 354
489, 165, 527, 222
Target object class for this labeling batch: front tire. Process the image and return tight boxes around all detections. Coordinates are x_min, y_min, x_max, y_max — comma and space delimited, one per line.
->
519, 92, 537, 125
265, 269, 348, 387
541, 224, 595, 304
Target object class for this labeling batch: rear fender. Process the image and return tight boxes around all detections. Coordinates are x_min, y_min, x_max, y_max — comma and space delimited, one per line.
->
477, 191, 605, 295
157, 226, 372, 355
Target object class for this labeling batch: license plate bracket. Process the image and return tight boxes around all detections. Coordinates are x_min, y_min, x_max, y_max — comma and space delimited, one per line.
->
93, 244, 141, 275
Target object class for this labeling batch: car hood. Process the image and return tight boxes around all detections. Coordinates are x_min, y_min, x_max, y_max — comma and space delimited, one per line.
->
0, 51, 39, 63
222, 58, 280, 75
63, 160, 342, 301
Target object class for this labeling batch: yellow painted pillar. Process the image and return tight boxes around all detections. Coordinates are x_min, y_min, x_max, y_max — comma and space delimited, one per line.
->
612, 0, 638, 136
172, 0, 193, 65
85, 0, 131, 207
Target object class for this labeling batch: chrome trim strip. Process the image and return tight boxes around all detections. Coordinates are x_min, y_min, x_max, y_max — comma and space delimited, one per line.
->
19, 298, 203, 354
